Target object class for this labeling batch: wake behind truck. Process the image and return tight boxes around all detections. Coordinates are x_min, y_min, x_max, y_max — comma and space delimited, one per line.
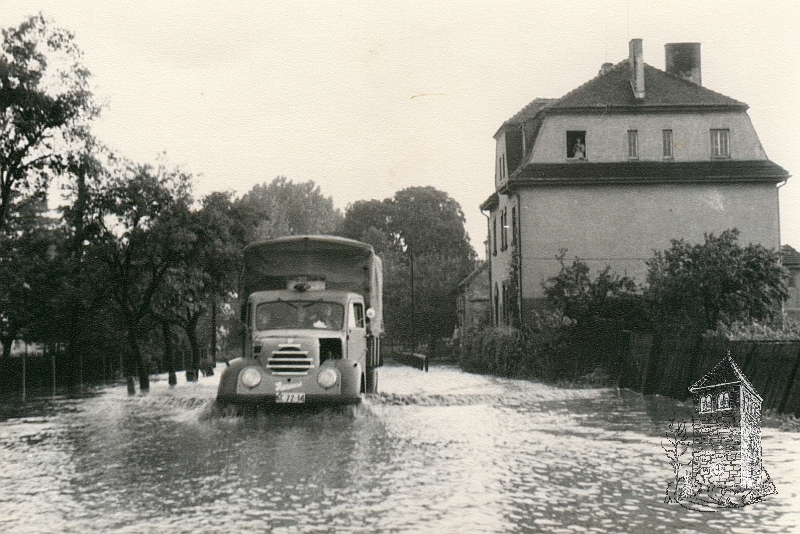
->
217, 235, 383, 406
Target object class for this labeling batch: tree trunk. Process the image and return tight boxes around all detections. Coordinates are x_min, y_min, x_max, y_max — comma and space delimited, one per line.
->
208, 300, 217, 376
122, 313, 150, 391
161, 320, 177, 386
65, 306, 83, 390
185, 315, 200, 382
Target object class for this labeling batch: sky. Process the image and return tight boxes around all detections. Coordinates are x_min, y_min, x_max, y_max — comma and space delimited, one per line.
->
2, 1, 799, 258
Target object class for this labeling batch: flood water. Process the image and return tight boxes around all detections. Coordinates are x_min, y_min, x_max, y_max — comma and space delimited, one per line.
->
1, 364, 799, 534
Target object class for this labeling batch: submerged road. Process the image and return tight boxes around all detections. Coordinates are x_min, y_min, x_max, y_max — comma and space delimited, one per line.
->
0, 364, 799, 533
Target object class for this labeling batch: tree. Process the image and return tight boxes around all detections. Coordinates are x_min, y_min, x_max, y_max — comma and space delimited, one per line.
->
89, 159, 195, 392
236, 176, 342, 242
645, 229, 788, 330
340, 186, 476, 350
151, 192, 243, 381
542, 251, 645, 328
0, 14, 98, 231
0, 197, 63, 358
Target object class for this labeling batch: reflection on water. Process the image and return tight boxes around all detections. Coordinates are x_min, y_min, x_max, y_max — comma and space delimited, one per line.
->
0, 365, 798, 533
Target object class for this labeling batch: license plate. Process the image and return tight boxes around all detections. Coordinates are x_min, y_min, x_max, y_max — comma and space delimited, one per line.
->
276, 392, 306, 404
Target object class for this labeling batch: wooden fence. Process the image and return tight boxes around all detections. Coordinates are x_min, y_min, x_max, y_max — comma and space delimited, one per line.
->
619, 332, 800, 416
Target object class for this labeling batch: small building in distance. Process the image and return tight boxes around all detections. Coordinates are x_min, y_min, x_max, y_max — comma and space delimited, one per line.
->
482, 39, 789, 327
688, 355, 762, 490
782, 244, 800, 319
456, 261, 490, 335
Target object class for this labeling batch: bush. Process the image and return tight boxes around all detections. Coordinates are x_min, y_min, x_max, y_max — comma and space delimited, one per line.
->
717, 317, 800, 341
459, 310, 574, 379
542, 251, 648, 330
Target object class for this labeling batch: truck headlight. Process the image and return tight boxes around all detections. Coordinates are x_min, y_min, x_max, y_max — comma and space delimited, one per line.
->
317, 368, 338, 389
240, 367, 262, 388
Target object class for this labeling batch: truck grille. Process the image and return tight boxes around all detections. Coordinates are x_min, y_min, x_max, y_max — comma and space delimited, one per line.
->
267, 344, 313, 375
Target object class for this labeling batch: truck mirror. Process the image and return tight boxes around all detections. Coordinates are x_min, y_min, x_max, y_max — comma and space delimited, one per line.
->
366, 308, 376, 320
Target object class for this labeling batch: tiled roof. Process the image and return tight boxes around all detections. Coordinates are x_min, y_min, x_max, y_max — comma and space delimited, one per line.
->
479, 192, 499, 211
458, 261, 488, 288
498, 98, 555, 129
545, 61, 746, 112
499, 61, 747, 132
782, 244, 800, 268
510, 160, 788, 185
689, 355, 760, 400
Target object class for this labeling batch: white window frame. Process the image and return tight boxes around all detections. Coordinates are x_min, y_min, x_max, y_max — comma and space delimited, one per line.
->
627, 130, 639, 159
711, 129, 730, 158
662, 129, 673, 159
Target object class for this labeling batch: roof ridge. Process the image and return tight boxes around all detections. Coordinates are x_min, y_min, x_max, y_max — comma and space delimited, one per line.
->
548, 59, 628, 107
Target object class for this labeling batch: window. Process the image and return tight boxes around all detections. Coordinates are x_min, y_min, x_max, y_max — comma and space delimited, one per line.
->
788, 274, 796, 288
511, 206, 517, 246
717, 391, 730, 410
500, 208, 508, 251
350, 302, 365, 329
567, 131, 586, 159
492, 216, 497, 256
711, 129, 730, 158
493, 284, 500, 326
502, 281, 510, 326
627, 130, 639, 159
700, 394, 712, 413
662, 129, 673, 159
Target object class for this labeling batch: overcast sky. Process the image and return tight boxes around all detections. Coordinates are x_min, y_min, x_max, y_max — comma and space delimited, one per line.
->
2, 1, 799, 258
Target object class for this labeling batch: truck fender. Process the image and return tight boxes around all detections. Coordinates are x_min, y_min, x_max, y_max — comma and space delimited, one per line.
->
335, 359, 362, 396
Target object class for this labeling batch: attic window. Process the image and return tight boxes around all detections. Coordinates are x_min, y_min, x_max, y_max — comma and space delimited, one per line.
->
711, 129, 730, 158
662, 130, 674, 159
567, 131, 586, 160
627, 130, 639, 159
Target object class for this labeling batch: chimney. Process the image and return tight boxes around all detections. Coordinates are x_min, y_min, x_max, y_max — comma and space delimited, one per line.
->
598, 62, 614, 76
665, 43, 702, 85
629, 39, 645, 100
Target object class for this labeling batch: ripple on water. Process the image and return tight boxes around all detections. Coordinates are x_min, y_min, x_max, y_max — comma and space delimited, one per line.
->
0, 364, 798, 533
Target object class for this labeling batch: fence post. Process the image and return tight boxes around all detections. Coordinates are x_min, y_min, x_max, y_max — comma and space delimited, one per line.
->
22, 343, 27, 403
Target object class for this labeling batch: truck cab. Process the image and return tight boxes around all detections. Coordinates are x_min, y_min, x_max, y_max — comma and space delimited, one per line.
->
217, 235, 383, 406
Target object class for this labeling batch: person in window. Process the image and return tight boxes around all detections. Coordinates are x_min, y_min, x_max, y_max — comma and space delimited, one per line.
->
312, 304, 335, 329
573, 139, 585, 159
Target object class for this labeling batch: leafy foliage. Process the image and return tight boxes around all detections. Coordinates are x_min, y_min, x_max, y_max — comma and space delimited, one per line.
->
236, 176, 342, 242
646, 229, 788, 330
0, 14, 98, 230
340, 186, 476, 348
542, 250, 646, 329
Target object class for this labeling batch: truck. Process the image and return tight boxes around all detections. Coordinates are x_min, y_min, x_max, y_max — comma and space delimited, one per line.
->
216, 235, 383, 406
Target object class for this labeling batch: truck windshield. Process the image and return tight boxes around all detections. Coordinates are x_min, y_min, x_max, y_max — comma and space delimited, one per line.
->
255, 301, 344, 331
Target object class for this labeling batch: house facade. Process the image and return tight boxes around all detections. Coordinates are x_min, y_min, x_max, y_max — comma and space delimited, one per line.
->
482, 40, 789, 326
688, 355, 762, 490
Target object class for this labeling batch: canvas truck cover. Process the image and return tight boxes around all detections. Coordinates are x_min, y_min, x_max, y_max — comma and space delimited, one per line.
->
241, 235, 383, 335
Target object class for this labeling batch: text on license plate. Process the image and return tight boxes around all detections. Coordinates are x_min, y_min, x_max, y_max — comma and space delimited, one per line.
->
276, 392, 306, 404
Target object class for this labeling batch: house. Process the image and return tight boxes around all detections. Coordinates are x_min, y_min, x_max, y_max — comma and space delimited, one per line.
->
782, 245, 800, 318
688, 355, 762, 490
456, 261, 490, 335
482, 40, 790, 326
